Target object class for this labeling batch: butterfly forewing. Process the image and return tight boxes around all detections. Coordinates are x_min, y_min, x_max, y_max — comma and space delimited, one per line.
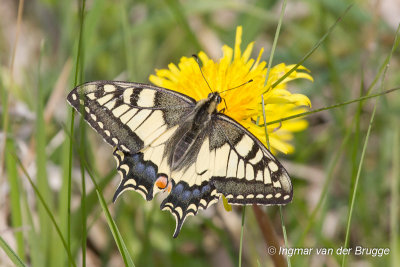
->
67, 81, 196, 154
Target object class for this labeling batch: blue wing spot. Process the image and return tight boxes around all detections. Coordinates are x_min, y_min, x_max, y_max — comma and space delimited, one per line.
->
135, 161, 145, 173
144, 165, 157, 181
201, 184, 210, 194
181, 190, 191, 201
173, 183, 184, 194
192, 189, 200, 198
132, 154, 140, 161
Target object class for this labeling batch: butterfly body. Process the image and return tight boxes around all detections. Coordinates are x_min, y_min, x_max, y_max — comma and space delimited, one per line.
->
169, 92, 220, 171
68, 81, 292, 237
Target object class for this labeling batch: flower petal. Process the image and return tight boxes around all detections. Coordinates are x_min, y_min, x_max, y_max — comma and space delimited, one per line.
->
149, 26, 312, 155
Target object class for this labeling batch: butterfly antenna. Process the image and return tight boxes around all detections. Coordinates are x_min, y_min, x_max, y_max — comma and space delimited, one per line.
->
192, 54, 213, 93
220, 79, 253, 94
272, 120, 283, 133
222, 98, 228, 111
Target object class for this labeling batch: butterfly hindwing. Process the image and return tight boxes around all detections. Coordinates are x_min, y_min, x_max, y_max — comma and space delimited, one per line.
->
113, 149, 157, 201
67, 81, 196, 154
112, 125, 179, 201
113, 145, 220, 238
157, 114, 292, 237
160, 180, 220, 238
160, 133, 221, 237
112, 120, 222, 237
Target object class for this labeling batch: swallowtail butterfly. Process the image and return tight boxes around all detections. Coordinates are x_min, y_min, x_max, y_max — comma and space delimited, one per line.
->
67, 81, 292, 237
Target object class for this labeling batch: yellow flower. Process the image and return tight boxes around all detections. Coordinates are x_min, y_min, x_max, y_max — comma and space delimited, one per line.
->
149, 26, 312, 154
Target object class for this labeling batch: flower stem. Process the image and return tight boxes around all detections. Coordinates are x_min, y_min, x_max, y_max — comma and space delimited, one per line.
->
253, 205, 287, 267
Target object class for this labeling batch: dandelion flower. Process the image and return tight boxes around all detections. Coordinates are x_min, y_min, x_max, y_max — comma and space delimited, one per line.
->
150, 26, 312, 154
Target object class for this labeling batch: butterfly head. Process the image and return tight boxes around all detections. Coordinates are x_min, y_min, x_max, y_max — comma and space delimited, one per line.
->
206, 92, 223, 114
207, 92, 222, 104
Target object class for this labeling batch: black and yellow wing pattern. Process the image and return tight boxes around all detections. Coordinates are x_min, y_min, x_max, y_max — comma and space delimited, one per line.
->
67, 81, 292, 237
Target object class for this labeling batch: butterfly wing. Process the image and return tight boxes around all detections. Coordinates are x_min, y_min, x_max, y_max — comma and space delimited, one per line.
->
67, 81, 196, 154
68, 81, 196, 202
210, 114, 292, 204
158, 113, 292, 237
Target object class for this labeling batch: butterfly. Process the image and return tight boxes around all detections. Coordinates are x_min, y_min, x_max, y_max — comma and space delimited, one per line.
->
67, 80, 292, 237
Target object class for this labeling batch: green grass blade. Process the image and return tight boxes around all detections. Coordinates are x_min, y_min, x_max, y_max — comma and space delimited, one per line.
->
266, 4, 353, 93
13, 154, 77, 267
78, 156, 135, 266
341, 22, 400, 267
0, 70, 10, 185
364, 27, 400, 97
70, 169, 116, 237
297, 74, 366, 248
350, 79, 365, 183
67, 109, 75, 266
390, 124, 399, 267
35, 40, 53, 266
59, 115, 73, 266
14, 153, 41, 267
295, 119, 352, 247
79, 155, 87, 267
23, 197, 41, 267
78, 106, 88, 267
5, 139, 25, 261
264, 0, 287, 88
96, 190, 135, 267
238, 206, 246, 267
78, 113, 88, 267
261, 1, 291, 264
295, 28, 400, 249
0, 236, 27, 267
74, 0, 86, 86
341, 89, 378, 267
77, 0, 87, 264
0, 0, 24, 180
279, 206, 290, 267
265, 87, 400, 126
67, 0, 87, 265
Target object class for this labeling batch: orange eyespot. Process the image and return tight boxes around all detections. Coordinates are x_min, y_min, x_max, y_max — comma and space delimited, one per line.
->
155, 176, 168, 189
166, 182, 172, 193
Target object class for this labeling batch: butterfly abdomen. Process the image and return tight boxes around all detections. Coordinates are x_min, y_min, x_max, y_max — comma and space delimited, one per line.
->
170, 99, 215, 170
172, 129, 199, 169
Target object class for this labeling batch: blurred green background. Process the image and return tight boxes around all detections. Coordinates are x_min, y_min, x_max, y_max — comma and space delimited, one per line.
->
1, 0, 399, 266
